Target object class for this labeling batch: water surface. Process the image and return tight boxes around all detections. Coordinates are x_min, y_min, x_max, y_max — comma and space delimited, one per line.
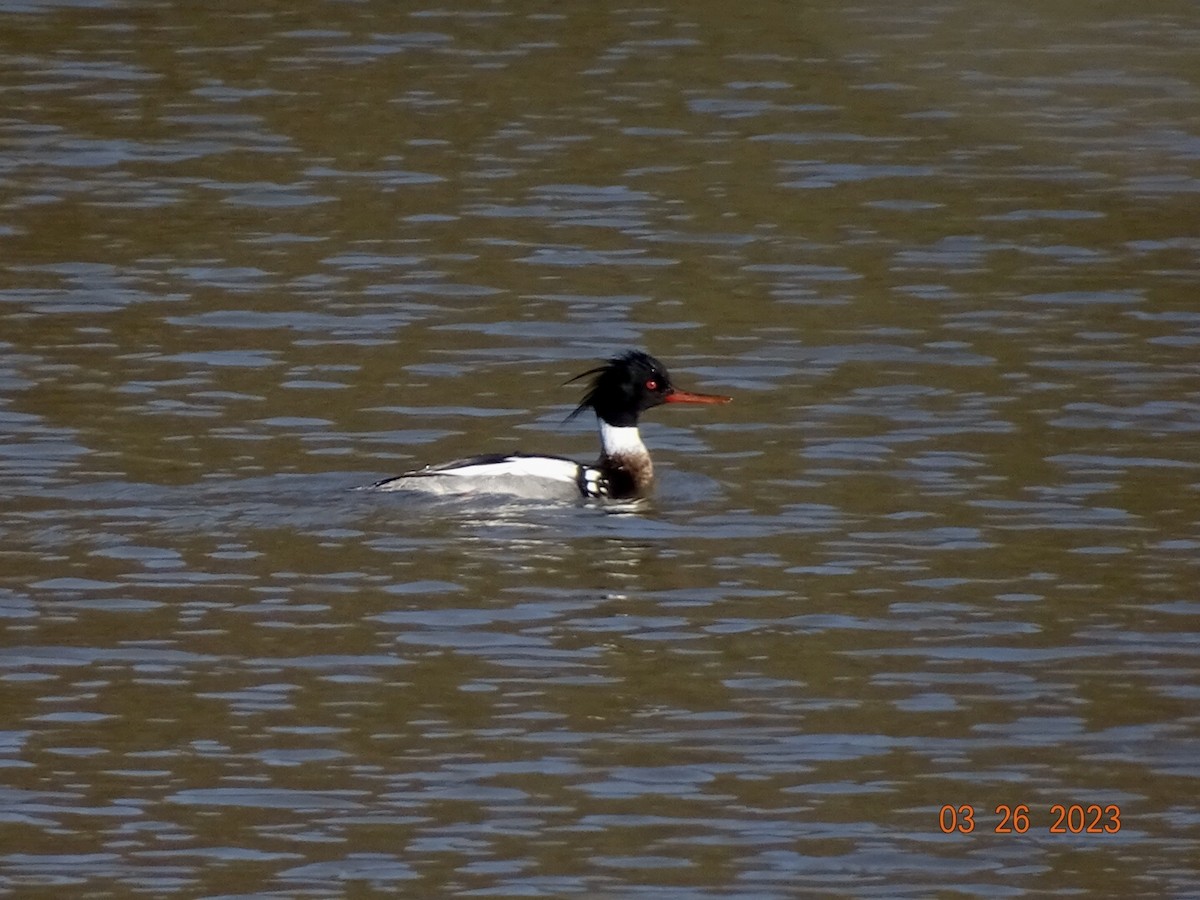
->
1, 0, 1198, 896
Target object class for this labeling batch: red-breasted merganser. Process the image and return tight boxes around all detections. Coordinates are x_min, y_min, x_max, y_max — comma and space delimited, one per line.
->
372, 350, 730, 500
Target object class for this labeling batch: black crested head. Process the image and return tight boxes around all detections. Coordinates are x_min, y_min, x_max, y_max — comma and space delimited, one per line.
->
566, 350, 673, 427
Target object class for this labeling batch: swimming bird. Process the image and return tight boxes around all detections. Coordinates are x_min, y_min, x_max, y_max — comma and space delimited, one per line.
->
372, 350, 730, 500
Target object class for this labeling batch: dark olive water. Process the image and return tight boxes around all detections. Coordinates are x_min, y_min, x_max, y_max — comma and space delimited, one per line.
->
2, 1, 1198, 897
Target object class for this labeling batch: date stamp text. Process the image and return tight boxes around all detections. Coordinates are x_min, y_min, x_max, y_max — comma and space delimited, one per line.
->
938, 803, 1121, 834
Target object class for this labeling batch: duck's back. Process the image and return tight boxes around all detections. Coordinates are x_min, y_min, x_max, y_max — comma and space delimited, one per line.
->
373, 453, 588, 500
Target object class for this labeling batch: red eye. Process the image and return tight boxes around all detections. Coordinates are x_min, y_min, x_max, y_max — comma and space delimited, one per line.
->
645, 379, 658, 390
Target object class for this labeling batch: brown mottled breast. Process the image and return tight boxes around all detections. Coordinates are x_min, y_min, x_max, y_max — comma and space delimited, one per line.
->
600, 452, 654, 499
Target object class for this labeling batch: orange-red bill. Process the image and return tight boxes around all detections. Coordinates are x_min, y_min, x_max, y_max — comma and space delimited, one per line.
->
663, 389, 732, 405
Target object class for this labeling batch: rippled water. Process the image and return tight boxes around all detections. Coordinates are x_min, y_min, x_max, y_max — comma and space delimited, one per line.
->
2, 0, 1198, 896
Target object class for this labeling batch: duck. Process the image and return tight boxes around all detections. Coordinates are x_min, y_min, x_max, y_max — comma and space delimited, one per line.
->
371, 350, 730, 500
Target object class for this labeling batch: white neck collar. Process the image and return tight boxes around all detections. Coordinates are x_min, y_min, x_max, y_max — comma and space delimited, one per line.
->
598, 420, 647, 459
